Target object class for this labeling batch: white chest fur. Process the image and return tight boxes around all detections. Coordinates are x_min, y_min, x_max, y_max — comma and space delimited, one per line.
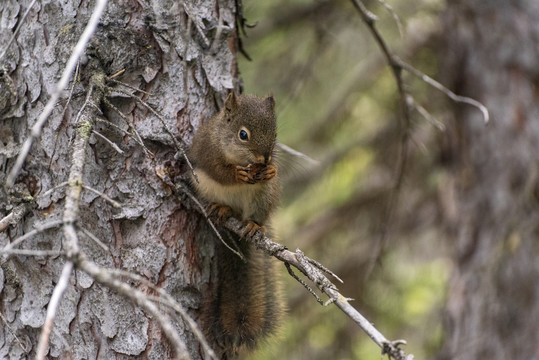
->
194, 169, 264, 220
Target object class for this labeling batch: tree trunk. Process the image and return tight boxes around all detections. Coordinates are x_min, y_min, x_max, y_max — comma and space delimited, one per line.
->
440, 2, 539, 359
0, 0, 238, 358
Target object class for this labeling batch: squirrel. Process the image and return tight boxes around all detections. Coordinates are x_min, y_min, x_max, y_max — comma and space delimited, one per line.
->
189, 92, 283, 359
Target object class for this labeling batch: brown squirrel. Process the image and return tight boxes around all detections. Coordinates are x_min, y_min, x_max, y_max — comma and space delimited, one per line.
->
189, 92, 283, 359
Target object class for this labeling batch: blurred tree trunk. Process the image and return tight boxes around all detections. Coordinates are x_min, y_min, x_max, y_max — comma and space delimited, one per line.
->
0, 0, 238, 358
440, 2, 539, 359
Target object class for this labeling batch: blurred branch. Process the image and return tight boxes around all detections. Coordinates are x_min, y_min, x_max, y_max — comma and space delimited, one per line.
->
350, 0, 489, 279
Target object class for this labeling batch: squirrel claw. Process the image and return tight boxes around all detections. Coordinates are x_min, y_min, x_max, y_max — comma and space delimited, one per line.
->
235, 163, 277, 184
242, 221, 266, 238
235, 166, 256, 184
208, 203, 233, 224
260, 164, 277, 181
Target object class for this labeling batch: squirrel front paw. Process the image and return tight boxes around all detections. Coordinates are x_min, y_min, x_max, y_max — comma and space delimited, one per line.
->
235, 166, 257, 184
208, 203, 233, 224
235, 163, 277, 184
242, 220, 266, 238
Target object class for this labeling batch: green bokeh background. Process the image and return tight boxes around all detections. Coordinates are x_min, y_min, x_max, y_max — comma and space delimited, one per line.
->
238, 1, 451, 359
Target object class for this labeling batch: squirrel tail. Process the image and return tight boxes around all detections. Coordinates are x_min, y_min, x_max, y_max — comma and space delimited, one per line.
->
202, 230, 284, 359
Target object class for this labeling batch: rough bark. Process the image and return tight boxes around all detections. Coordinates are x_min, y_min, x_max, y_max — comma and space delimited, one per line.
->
440, 2, 539, 359
0, 0, 238, 358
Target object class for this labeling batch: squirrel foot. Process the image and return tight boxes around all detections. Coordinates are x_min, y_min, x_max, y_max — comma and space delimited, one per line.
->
208, 203, 233, 224
242, 220, 266, 238
235, 163, 277, 184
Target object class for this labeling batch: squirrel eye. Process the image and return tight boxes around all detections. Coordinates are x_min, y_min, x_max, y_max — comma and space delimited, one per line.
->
238, 128, 250, 141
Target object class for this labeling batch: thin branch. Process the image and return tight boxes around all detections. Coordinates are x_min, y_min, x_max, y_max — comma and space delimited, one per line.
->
102, 97, 153, 156
350, 0, 411, 275
0, 311, 28, 352
78, 225, 110, 252
182, 0, 210, 47
0, 0, 38, 63
36, 261, 74, 360
6, 0, 109, 188
396, 57, 490, 123
0, 203, 32, 233
50, 61, 81, 169
1, 249, 63, 257
276, 142, 320, 167
82, 184, 122, 208
77, 255, 189, 360
175, 182, 244, 260
92, 130, 125, 155
39, 182, 70, 200
377, 0, 403, 37
107, 77, 153, 95
94, 117, 132, 137
1, 220, 64, 255
105, 268, 218, 360
408, 95, 446, 131
174, 181, 414, 360
116, 88, 198, 182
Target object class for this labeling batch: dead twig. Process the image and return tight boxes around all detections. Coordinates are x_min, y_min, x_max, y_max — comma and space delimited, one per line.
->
36, 261, 74, 359
174, 181, 414, 360
77, 255, 190, 359
104, 268, 218, 360
6, 0, 109, 188
0, 0, 38, 63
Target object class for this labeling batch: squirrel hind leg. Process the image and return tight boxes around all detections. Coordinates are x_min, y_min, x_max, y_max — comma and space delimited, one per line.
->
208, 203, 233, 224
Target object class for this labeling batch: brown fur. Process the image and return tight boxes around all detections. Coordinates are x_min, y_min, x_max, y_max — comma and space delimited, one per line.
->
190, 93, 283, 358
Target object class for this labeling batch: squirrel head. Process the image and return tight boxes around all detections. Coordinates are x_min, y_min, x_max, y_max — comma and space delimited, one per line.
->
218, 92, 277, 167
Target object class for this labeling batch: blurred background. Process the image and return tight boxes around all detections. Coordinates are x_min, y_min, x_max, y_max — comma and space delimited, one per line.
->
238, 0, 450, 359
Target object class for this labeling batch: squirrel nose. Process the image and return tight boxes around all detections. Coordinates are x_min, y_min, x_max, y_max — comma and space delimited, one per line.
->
254, 154, 265, 164
265, 155, 271, 164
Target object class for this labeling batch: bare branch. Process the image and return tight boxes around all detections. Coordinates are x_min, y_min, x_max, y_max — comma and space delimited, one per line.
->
0, 203, 32, 233
0, 311, 28, 353
395, 57, 490, 123
6, 0, 109, 188
182, 0, 210, 47
350, 0, 411, 274
174, 181, 414, 360
1, 220, 63, 256
104, 268, 218, 360
377, 0, 403, 37
92, 130, 125, 155
114, 89, 198, 182
276, 142, 320, 167
82, 184, 122, 208
408, 95, 446, 131
38, 182, 69, 199
0, 0, 38, 63
0, 249, 63, 257
78, 225, 110, 252
77, 255, 189, 360
107, 77, 153, 95
36, 261, 74, 360
102, 97, 153, 156
175, 181, 244, 260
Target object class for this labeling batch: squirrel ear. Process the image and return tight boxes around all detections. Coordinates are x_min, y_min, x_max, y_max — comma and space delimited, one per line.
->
224, 92, 238, 112
264, 95, 275, 111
